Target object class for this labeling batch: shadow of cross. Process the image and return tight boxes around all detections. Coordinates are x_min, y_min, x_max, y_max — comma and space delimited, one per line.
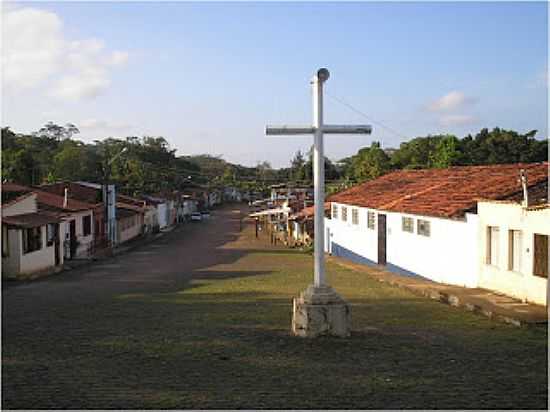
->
265, 68, 372, 290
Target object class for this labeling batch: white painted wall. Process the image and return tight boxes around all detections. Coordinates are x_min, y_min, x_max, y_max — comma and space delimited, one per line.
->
19, 225, 59, 276
325, 202, 480, 288
478, 202, 549, 306
2, 228, 21, 277
157, 203, 168, 228
62, 210, 94, 258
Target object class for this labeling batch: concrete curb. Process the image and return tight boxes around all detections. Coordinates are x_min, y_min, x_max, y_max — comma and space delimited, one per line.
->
328, 256, 547, 327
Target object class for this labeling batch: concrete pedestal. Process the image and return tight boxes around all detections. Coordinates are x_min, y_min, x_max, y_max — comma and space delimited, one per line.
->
291, 284, 351, 338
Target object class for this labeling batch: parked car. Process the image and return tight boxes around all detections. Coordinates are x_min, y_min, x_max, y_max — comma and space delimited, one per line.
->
200, 210, 211, 219
191, 212, 202, 221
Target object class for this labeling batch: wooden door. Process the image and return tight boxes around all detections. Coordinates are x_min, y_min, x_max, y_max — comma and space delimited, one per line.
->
377, 214, 387, 265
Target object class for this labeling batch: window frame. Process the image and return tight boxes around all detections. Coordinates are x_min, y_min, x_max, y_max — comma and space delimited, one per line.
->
533, 234, 549, 278
332, 204, 338, 220
507, 229, 522, 273
22, 226, 43, 254
486, 226, 500, 267
341, 206, 348, 222
351, 208, 359, 225
46, 223, 56, 246
367, 211, 376, 230
402, 216, 414, 233
417, 219, 431, 237
82, 215, 92, 237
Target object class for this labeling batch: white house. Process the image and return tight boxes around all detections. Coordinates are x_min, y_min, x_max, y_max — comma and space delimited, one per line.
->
4, 183, 95, 260
325, 162, 548, 303
2, 189, 65, 279
478, 200, 549, 306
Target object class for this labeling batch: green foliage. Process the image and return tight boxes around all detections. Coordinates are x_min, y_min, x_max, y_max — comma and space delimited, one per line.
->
346, 141, 391, 182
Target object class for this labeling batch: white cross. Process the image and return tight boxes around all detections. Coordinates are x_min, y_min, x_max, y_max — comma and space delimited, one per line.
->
266, 68, 372, 288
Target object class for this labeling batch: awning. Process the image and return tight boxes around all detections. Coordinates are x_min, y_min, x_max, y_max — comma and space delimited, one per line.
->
2, 212, 62, 229
249, 207, 291, 218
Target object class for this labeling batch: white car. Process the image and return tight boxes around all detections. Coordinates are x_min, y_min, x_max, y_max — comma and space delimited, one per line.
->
200, 210, 211, 219
190, 212, 202, 221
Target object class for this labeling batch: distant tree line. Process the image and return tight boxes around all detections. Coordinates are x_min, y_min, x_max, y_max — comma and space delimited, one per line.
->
2, 124, 547, 197
286, 128, 547, 187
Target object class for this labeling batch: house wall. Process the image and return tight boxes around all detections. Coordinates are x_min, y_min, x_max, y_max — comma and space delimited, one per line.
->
19, 225, 58, 276
117, 214, 143, 244
3, 194, 38, 217
63, 210, 94, 258
144, 207, 158, 233
157, 203, 168, 228
2, 228, 22, 277
478, 202, 549, 306
325, 202, 480, 287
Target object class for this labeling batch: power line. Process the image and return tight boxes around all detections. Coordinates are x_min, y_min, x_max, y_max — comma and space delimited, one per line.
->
325, 91, 410, 141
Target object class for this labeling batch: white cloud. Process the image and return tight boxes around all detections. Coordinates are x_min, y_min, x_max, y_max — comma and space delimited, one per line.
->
79, 118, 131, 131
2, 7, 64, 89
439, 114, 477, 127
2, 6, 129, 101
428, 91, 478, 112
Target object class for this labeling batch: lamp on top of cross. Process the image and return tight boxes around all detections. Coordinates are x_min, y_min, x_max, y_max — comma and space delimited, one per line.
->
266, 68, 372, 338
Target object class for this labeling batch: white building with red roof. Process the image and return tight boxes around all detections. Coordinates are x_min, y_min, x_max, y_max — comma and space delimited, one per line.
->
2, 187, 65, 279
324, 162, 548, 305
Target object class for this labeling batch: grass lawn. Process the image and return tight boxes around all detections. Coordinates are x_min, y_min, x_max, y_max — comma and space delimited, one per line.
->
107, 250, 547, 409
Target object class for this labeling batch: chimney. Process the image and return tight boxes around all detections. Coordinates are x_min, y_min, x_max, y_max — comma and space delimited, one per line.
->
519, 169, 529, 208
63, 188, 68, 208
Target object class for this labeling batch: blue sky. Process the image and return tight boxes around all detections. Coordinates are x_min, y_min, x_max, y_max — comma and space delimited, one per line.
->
3, 1, 547, 168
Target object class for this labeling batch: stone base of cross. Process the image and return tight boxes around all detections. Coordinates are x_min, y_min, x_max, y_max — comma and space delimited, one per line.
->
266, 68, 372, 338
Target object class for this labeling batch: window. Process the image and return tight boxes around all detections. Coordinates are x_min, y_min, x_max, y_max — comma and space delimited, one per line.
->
2, 225, 9, 257
402, 217, 414, 233
332, 204, 338, 219
341, 206, 348, 222
351, 209, 359, 225
83, 215, 92, 236
23, 227, 42, 254
533, 234, 548, 278
367, 211, 375, 230
486, 226, 500, 266
46, 223, 56, 246
417, 219, 431, 237
508, 230, 522, 272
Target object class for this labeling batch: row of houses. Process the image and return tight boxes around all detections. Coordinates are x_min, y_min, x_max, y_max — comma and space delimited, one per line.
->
252, 162, 549, 306
1, 180, 230, 280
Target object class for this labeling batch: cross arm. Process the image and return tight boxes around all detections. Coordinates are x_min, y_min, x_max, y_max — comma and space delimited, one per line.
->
266, 125, 315, 135
265, 124, 372, 135
323, 125, 372, 134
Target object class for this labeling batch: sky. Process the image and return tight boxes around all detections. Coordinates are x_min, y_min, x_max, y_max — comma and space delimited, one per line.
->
2, 1, 548, 168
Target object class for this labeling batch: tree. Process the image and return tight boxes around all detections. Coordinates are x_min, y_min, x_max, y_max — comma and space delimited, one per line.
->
430, 135, 461, 168
52, 141, 89, 181
35, 122, 80, 141
348, 141, 391, 182
290, 150, 306, 182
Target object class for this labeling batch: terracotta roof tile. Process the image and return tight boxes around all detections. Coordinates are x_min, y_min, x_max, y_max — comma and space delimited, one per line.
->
327, 162, 548, 219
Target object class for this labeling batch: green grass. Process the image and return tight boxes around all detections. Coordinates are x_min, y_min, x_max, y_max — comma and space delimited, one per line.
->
106, 250, 547, 409
3, 249, 547, 409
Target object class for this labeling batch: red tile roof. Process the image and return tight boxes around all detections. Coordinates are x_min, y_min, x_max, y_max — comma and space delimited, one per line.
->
3, 183, 94, 213
327, 162, 548, 219
289, 203, 330, 221
38, 182, 102, 205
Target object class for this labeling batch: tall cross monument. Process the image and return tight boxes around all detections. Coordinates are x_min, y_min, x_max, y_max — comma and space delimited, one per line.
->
266, 68, 372, 337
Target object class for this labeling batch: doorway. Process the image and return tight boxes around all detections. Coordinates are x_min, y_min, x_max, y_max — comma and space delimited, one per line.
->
69, 220, 77, 259
377, 214, 387, 265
